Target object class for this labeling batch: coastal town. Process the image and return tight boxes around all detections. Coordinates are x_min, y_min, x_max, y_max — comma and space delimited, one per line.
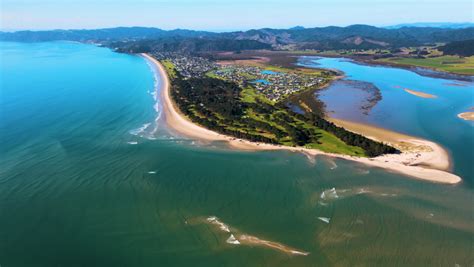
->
210, 65, 324, 101
150, 52, 216, 78
150, 52, 325, 101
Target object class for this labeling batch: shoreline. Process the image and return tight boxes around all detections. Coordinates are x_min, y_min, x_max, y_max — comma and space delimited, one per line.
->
305, 53, 473, 81
213, 50, 472, 80
141, 53, 462, 185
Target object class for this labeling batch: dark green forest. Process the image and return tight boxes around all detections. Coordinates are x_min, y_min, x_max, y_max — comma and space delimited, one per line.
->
439, 39, 474, 57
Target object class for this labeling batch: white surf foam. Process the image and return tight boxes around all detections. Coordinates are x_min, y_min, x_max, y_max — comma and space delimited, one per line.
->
127, 141, 138, 145
140, 56, 164, 139
226, 234, 240, 245
317, 217, 331, 223
129, 123, 151, 136
357, 188, 371, 195
202, 216, 309, 256
320, 188, 339, 200
291, 250, 310, 256
206, 216, 230, 232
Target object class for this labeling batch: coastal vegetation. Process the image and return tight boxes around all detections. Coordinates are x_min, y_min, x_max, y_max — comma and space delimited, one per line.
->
439, 39, 474, 57
165, 61, 398, 157
376, 55, 474, 75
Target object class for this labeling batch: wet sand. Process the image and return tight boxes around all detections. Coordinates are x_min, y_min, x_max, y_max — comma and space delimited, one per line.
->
142, 53, 462, 185
201, 216, 309, 256
457, 112, 474, 121
403, 88, 437, 98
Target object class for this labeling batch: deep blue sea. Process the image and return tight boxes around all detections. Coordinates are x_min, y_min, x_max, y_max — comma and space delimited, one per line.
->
1, 42, 473, 266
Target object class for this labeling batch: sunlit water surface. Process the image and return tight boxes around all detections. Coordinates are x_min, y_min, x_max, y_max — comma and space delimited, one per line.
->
0, 43, 473, 266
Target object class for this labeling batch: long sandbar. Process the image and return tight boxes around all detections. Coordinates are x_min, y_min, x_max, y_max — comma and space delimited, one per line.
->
403, 88, 437, 98
142, 53, 461, 185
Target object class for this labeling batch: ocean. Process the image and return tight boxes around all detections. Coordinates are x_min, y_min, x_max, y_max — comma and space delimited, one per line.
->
1, 42, 473, 266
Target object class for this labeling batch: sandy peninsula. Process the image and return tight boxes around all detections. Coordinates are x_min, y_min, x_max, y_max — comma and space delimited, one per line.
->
142, 53, 461, 185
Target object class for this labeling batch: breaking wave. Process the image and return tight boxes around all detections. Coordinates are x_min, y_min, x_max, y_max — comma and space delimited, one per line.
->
206, 216, 231, 232
318, 187, 398, 206
226, 234, 240, 245
130, 123, 151, 136
129, 55, 164, 141
317, 217, 331, 224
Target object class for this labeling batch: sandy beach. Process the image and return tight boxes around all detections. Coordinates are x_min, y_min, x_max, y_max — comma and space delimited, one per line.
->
142, 53, 461, 184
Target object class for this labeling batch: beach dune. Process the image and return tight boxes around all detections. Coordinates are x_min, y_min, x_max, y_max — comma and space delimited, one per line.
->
142, 53, 461, 185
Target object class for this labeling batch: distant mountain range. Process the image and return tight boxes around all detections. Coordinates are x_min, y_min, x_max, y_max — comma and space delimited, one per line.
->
385, 22, 474, 29
1, 24, 473, 53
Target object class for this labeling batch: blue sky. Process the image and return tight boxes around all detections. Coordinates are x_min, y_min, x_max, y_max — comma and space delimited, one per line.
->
1, 0, 473, 31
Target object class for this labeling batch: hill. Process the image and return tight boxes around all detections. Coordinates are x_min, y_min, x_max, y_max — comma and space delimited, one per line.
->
1, 25, 473, 52
386, 22, 474, 29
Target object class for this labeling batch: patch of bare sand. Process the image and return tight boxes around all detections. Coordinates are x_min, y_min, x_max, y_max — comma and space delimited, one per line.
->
458, 111, 474, 121
216, 57, 270, 67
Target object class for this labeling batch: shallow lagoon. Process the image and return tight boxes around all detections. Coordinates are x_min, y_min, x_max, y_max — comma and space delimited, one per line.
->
300, 56, 474, 186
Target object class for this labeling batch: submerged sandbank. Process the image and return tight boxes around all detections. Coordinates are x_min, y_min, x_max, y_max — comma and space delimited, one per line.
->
200, 216, 309, 256
403, 88, 437, 98
142, 53, 461, 185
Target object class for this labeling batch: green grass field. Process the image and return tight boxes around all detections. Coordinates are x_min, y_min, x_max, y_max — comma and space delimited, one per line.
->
377, 56, 474, 75
161, 60, 177, 78
241, 87, 273, 104
239, 87, 366, 156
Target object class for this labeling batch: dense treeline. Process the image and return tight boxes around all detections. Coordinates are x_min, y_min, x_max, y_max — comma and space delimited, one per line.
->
305, 113, 398, 157
169, 69, 399, 157
170, 73, 279, 144
110, 38, 271, 53
439, 39, 474, 57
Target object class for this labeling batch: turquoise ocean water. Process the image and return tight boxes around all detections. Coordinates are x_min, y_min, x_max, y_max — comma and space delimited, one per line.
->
1, 42, 473, 266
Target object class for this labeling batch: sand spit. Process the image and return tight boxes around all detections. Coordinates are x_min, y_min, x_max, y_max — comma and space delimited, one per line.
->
239, 234, 310, 256
201, 216, 309, 256
142, 53, 461, 185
